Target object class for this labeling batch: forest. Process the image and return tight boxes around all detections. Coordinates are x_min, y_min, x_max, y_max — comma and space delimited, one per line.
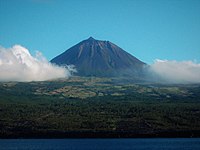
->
0, 77, 200, 138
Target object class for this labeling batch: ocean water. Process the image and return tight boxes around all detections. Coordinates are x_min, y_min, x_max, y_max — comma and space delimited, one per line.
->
0, 138, 200, 150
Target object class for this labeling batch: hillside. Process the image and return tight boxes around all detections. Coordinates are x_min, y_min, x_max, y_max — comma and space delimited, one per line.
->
0, 77, 200, 138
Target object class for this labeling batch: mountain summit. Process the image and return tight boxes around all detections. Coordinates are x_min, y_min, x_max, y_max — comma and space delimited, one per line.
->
51, 37, 146, 77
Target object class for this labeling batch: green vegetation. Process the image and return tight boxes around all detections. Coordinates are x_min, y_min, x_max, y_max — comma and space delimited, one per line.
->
0, 77, 200, 138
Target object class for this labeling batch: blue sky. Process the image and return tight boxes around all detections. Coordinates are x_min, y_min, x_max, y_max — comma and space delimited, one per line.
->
0, 0, 200, 64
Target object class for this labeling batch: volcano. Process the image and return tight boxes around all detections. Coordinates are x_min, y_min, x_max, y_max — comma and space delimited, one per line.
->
51, 37, 146, 77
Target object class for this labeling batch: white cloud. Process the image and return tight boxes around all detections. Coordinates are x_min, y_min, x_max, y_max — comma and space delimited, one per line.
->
0, 45, 74, 82
150, 59, 200, 83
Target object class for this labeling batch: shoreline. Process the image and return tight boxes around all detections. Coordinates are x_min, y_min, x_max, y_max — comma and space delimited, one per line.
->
1, 130, 200, 139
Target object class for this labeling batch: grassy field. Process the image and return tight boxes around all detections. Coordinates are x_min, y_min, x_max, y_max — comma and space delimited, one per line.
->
0, 77, 200, 138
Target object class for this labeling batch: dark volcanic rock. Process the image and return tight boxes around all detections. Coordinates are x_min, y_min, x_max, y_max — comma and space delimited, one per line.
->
51, 37, 146, 77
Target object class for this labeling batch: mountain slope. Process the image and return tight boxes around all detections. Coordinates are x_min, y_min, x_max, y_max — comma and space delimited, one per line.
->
51, 37, 146, 77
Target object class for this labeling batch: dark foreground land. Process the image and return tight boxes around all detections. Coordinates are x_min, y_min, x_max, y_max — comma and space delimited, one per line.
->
0, 77, 200, 138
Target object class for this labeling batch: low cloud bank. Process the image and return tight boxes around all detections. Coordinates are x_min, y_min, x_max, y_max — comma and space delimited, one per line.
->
149, 59, 200, 83
0, 45, 74, 82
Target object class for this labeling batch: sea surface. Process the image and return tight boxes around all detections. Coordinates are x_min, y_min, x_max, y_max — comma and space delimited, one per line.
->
0, 138, 200, 150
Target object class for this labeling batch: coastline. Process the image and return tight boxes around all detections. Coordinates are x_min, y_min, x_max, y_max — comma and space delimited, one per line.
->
1, 130, 200, 139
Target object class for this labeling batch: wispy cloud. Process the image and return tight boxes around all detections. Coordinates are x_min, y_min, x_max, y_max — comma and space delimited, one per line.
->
149, 59, 200, 83
0, 45, 74, 82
